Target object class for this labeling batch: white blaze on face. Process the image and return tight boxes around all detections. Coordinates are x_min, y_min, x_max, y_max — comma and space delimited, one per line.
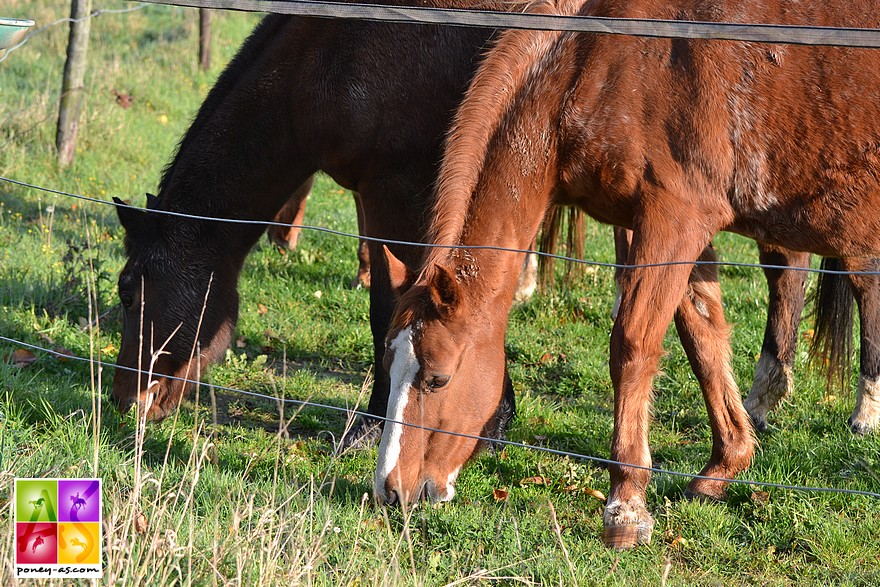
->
374, 326, 420, 501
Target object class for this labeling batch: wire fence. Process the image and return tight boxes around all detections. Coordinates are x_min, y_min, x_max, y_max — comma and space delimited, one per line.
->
2, 0, 880, 504
0, 3, 150, 64
3, 174, 880, 277
3, 333, 879, 500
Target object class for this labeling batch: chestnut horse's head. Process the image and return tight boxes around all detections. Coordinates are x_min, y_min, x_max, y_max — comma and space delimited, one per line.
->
374, 247, 514, 505
111, 196, 239, 420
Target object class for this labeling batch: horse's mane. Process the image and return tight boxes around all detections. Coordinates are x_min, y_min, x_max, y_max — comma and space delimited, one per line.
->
427, 0, 580, 267
156, 14, 290, 198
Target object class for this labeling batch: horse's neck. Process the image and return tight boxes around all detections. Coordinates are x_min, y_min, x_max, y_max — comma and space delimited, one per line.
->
156, 17, 303, 235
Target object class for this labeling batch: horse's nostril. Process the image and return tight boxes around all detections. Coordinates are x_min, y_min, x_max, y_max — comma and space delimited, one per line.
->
384, 489, 400, 506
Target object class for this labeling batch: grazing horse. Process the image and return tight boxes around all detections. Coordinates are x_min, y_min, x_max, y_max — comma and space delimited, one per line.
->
376, 0, 880, 549
111, 1, 517, 443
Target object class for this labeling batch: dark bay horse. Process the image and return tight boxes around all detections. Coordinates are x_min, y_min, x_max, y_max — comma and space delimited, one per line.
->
376, 0, 880, 549
112, 1, 518, 439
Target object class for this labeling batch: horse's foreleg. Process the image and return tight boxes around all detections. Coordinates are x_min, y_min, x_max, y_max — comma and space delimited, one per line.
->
743, 243, 810, 431
610, 226, 632, 320
268, 176, 314, 249
673, 245, 755, 500
603, 220, 713, 549
844, 257, 880, 434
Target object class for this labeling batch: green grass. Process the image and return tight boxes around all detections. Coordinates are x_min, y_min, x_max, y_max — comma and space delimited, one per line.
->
2, 2, 880, 585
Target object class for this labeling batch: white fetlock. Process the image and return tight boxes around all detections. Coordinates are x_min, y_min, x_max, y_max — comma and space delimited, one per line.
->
744, 352, 793, 431
602, 497, 655, 549
850, 376, 880, 435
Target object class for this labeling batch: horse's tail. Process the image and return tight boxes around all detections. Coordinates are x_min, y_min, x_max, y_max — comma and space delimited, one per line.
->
809, 257, 855, 390
537, 205, 585, 290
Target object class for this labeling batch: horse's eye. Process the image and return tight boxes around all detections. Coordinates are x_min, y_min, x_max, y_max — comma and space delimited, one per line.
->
120, 292, 134, 309
428, 374, 450, 390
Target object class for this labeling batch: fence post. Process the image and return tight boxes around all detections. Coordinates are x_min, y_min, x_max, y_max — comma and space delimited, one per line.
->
56, 0, 92, 168
199, 9, 212, 71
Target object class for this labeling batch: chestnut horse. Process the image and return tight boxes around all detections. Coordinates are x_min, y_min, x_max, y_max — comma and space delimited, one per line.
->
377, 0, 880, 549
111, 1, 518, 443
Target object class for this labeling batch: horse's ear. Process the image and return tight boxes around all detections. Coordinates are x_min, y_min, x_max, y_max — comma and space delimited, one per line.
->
113, 197, 156, 241
429, 264, 461, 319
145, 192, 159, 209
384, 245, 415, 297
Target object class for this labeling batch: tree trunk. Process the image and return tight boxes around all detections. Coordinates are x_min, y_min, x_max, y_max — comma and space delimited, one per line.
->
56, 0, 92, 168
199, 9, 212, 71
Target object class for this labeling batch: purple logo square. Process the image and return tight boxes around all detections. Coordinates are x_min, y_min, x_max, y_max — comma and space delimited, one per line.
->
58, 479, 101, 523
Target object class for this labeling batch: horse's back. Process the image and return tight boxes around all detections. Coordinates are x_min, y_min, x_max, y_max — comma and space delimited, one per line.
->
554, 0, 880, 255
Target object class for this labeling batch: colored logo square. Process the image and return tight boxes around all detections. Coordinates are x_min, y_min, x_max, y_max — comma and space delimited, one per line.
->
15, 522, 57, 564
15, 479, 58, 522
59, 479, 101, 522
58, 522, 101, 565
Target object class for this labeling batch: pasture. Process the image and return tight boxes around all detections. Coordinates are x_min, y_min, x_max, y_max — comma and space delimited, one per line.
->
1, 1, 879, 584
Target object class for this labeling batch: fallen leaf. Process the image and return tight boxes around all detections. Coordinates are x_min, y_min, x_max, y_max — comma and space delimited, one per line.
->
11, 349, 37, 367
102, 343, 117, 355
39, 332, 55, 345
257, 303, 268, 315
157, 114, 169, 125
53, 346, 75, 361
264, 329, 279, 341
750, 490, 769, 505
492, 488, 509, 501
519, 476, 547, 486
260, 345, 275, 354
540, 353, 553, 363
670, 535, 687, 548
112, 88, 134, 109
585, 488, 606, 502
134, 512, 147, 534
802, 328, 815, 341
235, 336, 247, 348
313, 290, 323, 299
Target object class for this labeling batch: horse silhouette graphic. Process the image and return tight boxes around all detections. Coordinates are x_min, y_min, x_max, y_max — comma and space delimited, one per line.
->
70, 493, 87, 511
31, 536, 44, 553
70, 537, 87, 550
29, 497, 45, 512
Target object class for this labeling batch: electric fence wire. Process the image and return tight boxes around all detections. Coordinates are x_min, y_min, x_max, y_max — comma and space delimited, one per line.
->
1, 333, 878, 500
0, 3, 150, 64
3, 174, 880, 277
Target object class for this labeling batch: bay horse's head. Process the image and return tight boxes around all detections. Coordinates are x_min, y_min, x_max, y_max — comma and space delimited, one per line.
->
111, 195, 239, 420
374, 247, 515, 505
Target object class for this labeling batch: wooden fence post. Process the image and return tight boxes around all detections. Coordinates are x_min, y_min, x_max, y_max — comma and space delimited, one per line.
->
56, 0, 92, 168
199, 9, 212, 71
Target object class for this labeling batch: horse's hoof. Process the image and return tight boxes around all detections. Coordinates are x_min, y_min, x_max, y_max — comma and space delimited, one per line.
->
683, 485, 727, 503
338, 417, 383, 453
849, 416, 876, 436
748, 413, 768, 433
601, 498, 654, 549
267, 230, 297, 251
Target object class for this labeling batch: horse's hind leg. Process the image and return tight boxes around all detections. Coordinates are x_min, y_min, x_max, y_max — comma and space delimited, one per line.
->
673, 245, 755, 501
268, 176, 315, 249
352, 192, 371, 289
843, 257, 880, 434
743, 244, 810, 431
